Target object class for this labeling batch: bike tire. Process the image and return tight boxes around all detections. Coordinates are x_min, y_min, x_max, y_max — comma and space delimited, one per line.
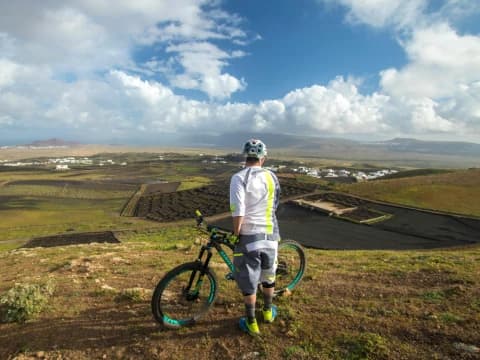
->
274, 239, 307, 296
151, 261, 218, 328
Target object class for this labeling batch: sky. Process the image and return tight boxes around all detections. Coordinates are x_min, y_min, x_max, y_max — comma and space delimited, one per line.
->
0, 0, 480, 145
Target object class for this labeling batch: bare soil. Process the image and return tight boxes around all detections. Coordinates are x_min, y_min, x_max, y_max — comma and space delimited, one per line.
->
6, 180, 137, 191
23, 232, 120, 248
135, 178, 318, 222
143, 182, 180, 195
340, 206, 385, 222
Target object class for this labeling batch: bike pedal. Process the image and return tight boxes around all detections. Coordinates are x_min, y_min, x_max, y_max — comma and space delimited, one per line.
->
225, 272, 235, 280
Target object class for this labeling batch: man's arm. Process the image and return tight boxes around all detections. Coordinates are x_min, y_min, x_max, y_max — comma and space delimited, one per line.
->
230, 174, 245, 236
232, 216, 244, 236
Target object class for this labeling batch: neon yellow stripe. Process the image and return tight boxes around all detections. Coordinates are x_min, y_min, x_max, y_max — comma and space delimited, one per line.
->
265, 171, 274, 234
233, 253, 243, 257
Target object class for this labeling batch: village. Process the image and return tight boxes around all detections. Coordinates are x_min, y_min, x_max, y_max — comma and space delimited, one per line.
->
0, 157, 128, 170
287, 166, 399, 181
0, 153, 399, 181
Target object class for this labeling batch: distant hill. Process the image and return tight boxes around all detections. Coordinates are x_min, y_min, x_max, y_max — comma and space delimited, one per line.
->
378, 138, 480, 156
183, 132, 480, 158
26, 138, 81, 147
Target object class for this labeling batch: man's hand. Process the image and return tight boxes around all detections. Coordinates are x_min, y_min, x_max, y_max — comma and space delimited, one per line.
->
232, 216, 244, 237
227, 233, 239, 245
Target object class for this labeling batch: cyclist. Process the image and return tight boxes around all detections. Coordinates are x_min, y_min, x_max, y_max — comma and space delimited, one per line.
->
229, 138, 281, 335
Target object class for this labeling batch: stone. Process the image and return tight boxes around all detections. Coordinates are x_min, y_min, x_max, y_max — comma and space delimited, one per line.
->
454, 342, 479, 353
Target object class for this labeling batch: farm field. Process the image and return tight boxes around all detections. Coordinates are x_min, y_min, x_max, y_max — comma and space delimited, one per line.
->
339, 169, 480, 217
0, 153, 241, 243
135, 178, 319, 222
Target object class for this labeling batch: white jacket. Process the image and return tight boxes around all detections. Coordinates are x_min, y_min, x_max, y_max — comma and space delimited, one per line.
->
229, 166, 280, 236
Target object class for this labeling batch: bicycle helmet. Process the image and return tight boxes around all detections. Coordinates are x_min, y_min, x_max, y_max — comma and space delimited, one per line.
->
243, 138, 267, 158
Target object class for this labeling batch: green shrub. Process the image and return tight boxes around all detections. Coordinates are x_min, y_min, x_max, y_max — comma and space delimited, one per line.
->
115, 288, 150, 302
333, 332, 388, 360
439, 312, 464, 324
0, 281, 55, 323
284, 342, 319, 359
421, 290, 445, 303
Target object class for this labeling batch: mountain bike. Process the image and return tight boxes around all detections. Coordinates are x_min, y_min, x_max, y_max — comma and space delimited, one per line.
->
151, 210, 307, 328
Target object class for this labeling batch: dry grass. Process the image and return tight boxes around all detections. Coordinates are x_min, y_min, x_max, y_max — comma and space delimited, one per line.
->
0, 228, 479, 359
340, 169, 480, 217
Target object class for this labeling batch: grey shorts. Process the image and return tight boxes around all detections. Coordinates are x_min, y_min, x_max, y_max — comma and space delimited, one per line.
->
233, 234, 278, 295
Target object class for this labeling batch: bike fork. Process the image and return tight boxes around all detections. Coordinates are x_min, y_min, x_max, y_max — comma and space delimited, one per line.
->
185, 247, 213, 299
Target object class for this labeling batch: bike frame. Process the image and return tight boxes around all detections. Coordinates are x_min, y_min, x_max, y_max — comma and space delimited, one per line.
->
185, 226, 235, 298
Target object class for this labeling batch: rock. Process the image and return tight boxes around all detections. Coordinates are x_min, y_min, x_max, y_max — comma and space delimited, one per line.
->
241, 352, 260, 359
101, 284, 116, 292
286, 330, 296, 338
215, 297, 225, 305
454, 342, 479, 353
114, 349, 126, 359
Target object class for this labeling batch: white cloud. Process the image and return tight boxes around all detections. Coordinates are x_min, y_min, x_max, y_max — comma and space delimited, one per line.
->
379, 22, 480, 135
0, 1, 248, 98
165, 42, 247, 98
409, 98, 456, 132
320, 0, 480, 140
321, 0, 427, 29
1, 1, 479, 142
277, 77, 390, 134
0, 59, 19, 88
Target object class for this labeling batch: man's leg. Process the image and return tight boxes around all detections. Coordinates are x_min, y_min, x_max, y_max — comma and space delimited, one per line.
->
234, 248, 261, 335
262, 286, 274, 311
260, 246, 278, 323
244, 293, 257, 323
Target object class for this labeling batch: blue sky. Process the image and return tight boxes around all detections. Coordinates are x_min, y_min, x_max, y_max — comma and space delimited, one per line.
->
224, 0, 406, 102
0, 0, 479, 144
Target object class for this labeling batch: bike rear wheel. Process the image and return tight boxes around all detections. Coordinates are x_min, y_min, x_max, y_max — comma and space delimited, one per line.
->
151, 261, 218, 328
274, 239, 306, 296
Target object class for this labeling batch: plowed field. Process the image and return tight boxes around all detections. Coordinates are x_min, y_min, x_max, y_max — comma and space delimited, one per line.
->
7, 180, 136, 191
23, 231, 120, 248
135, 178, 318, 222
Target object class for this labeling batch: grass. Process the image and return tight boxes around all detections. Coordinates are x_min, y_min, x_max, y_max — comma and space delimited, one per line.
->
0, 184, 133, 199
176, 176, 212, 191
0, 197, 160, 241
0, 155, 239, 242
339, 168, 480, 217
0, 227, 478, 359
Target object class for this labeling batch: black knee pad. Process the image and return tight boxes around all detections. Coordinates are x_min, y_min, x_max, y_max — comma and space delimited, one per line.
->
262, 282, 275, 289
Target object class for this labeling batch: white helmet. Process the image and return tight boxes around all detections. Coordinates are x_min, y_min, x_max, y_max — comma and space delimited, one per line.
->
243, 139, 267, 158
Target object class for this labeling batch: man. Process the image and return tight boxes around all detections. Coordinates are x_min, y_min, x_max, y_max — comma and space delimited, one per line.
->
229, 138, 281, 335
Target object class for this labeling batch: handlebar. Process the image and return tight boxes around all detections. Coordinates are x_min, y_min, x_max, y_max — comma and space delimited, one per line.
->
195, 210, 233, 240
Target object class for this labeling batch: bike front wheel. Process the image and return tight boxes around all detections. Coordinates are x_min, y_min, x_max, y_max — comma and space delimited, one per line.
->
274, 239, 307, 296
151, 261, 218, 328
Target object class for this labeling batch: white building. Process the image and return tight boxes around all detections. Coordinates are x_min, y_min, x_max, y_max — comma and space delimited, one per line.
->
55, 164, 69, 171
